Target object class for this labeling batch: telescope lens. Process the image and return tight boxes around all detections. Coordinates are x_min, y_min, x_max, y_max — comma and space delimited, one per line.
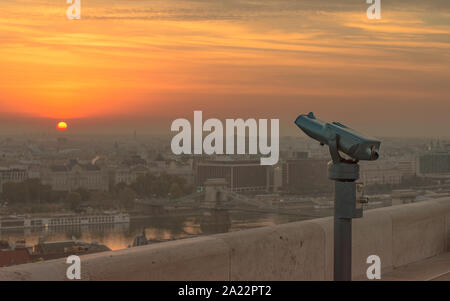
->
370, 146, 379, 160
372, 151, 379, 160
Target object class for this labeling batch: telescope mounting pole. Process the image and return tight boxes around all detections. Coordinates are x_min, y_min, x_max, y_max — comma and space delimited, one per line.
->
327, 136, 362, 281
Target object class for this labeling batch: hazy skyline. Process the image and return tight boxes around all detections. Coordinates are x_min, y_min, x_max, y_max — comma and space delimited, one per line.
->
0, 0, 449, 137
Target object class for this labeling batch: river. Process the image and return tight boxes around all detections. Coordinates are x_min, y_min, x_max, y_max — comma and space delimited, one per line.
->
0, 208, 328, 251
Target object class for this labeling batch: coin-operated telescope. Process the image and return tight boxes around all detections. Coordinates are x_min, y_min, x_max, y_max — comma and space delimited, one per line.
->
295, 112, 381, 281
295, 112, 380, 162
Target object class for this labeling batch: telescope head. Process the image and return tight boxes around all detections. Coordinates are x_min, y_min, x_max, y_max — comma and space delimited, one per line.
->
295, 112, 380, 162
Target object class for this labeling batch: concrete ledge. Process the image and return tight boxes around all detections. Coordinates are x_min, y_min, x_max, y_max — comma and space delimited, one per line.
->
216, 221, 327, 280
0, 236, 231, 281
435, 198, 450, 251
389, 201, 447, 267
0, 197, 449, 281
352, 208, 394, 278
379, 252, 450, 281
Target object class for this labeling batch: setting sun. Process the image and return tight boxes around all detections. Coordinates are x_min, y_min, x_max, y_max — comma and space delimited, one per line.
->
57, 121, 68, 131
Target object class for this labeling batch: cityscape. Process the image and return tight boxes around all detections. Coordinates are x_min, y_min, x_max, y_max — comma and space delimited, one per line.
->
1, 132, 449, 267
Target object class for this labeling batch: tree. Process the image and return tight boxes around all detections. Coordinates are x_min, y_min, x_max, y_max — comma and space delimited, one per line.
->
155, 153, 165, 161
65, 192, 82, 211
2, 179, 55, 204
131, 173, 156, 196
74, 188, 91, 202
39, 184, 53, 202
118, 187, 136, 209
127, 172, 193, 199
113, 182, 128, 194
89, 191, 110, 202
25, 179, 42, 201
2, 182, 29, 204
169, 183, 183, 199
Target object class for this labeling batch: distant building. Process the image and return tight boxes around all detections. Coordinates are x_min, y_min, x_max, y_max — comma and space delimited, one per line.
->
280, 150, 308, 160
41, 160, 108, 192
360, 162, 402, 186
419, 151, 450, 175
0, 167, 28, 192
149, 159, 194, 185
122, 154, 147, 167
113, 164, 148, 185
56, 137, 68, 151
396, 159, 417, 178
27, 165, 41, 179
0, 248, 31, 267
195, 160, 276, 192
282, 159, 332, 195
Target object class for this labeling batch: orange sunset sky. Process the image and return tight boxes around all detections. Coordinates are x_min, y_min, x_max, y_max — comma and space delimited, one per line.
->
0, 0, 449, 136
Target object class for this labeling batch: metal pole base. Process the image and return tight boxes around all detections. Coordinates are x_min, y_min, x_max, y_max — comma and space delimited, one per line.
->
328, 161, 359, 281
334, 217, 352, 281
